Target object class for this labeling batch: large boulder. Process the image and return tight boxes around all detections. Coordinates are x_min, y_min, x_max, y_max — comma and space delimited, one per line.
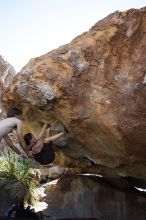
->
2, 8, 146, 180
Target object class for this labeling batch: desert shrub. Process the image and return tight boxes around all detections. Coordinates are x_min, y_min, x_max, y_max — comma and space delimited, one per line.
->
0, 153, 38, 204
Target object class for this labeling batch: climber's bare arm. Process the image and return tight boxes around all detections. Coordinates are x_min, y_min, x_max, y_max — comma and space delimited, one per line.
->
36, 121, 49, 141
31, 132, 65, 154
46, 127, 51, 138
44, 131, 65, 143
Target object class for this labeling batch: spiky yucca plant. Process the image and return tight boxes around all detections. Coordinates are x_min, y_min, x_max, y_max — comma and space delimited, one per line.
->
0, 152, 38, 204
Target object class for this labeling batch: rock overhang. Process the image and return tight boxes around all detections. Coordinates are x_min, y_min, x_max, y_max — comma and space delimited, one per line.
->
2, 8, 146, 185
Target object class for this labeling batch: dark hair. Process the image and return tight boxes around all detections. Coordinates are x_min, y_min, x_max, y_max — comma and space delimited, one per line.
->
24, 133, 32, 146
7, 107, 22, 118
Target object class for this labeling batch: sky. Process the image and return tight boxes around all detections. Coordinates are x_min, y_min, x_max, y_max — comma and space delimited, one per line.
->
0, 0, 146, 72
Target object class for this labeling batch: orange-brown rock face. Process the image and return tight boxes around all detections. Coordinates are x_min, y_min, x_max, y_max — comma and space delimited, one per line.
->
3, 8, 146, 173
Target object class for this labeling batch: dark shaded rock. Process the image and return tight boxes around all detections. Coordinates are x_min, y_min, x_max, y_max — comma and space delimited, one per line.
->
43, 175, 146, 220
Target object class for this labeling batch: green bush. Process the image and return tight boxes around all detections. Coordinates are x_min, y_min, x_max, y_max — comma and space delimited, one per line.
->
0, 152, 38, 204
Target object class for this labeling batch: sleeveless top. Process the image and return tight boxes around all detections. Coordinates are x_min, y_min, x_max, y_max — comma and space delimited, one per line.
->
32, 142, 55, 165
